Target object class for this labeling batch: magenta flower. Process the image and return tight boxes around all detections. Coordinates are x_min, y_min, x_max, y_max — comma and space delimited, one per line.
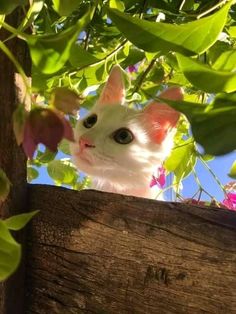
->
23, 107, 74, 159
222, 192, 236, 211
150, 166, 166, 188
127, 65, 137, 73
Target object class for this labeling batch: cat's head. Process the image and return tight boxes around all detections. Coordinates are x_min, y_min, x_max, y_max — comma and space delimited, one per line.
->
71, 65, 182, 187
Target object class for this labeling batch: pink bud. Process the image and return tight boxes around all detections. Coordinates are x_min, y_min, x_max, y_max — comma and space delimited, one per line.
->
23, 107, 74, 159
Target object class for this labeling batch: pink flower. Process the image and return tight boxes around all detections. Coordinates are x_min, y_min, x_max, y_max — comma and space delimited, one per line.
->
222, 192, 236, 211
23, 107, 74, 159
127, 65, 137, 73
150, 166, 166, 188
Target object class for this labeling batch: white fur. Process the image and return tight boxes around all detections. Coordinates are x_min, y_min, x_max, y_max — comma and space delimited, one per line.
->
70, 104, 175, 199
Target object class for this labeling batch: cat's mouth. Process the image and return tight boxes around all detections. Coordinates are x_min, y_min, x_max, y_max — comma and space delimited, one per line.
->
77, 153, 93, 165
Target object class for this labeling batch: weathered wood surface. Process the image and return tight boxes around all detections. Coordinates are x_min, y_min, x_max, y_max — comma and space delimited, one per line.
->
26, 184, 236, 314
0, 8, 30, 314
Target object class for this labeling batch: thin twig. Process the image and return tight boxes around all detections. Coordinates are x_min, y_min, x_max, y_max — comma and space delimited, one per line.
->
197, 0, 230, 19
198, 155, 228, 197
179, 0, 186, 11
68, 39, 128, 77
132, 57, 157, 94
84, 29, 91, 51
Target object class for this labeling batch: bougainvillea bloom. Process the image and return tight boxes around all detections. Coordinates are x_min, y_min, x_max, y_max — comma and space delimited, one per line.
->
23, 108, 74, 159
222, 192, 236, 211
150, 166, 166, 188
127, 65, 137, 73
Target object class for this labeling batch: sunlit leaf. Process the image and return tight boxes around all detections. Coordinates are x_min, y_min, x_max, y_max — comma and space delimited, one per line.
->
52, 0, 82, 16
165, 138, 197, 182
36, 148, 57, 164
0, 220, 21, 281
162, 94, 236, 155
0, 15, 5, 29
69, 43, 100, 68
229, 160, 236, 179
110, 0, 125, 11
228, 25, 236, 37
107, 3, 231, 55
176, 53, 236, 93
28, 7, 93, 74
19, 0, 44, 30
4, 211, 39, 231
47, 159, 78, 185
27, 167, 39, 182
58, 139, 71, 155
212, 49, 236, 71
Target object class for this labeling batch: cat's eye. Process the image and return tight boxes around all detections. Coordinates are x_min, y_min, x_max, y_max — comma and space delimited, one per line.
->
113, 128, 134, 145
83, 114, 97, 129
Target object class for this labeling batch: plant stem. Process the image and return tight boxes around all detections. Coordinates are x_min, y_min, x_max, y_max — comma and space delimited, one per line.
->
68, 39, 128, 77
197, 0, 230, 19
198, 155, 228, 197
132, 57, 157, 94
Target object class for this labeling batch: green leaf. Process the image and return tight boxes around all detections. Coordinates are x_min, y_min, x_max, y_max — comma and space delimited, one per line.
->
36, 148, 57, 164
47, 159, 78, 185
28, 7, 93, 74
228, 25, 236, 37
27, 167, 39, 182
52, 0, 82, 16
0, 14, 4, 26
201, 154, 215, 162
229, 160, 236, 179
0, 0, 27, 14
69, 44, 100, 68
0, 169, 10, 202
0, 220, 21, 281
121, 46, 144, 69
4, 211, 39, 231
107, 3, 231, 55
177, 53, 236, 93
212, 49, 236, 71
76, 62, 107, 87
19, 0, 44, 31
58, 139, 71, 155
165, 138, 197, 182
162, 95, 236, 155
110, 0, 125, 11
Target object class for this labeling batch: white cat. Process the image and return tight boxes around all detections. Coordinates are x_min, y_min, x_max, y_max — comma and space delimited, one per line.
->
70, 65, 182, 199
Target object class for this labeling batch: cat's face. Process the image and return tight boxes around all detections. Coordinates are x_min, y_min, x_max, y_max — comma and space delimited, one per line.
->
71, 65, 182, 187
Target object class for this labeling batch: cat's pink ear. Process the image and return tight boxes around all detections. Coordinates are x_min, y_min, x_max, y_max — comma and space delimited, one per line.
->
143, 87, 183, 144
96, 65, 125, 106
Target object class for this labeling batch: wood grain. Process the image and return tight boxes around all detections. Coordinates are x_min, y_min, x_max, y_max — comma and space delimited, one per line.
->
26, 184, 236, 314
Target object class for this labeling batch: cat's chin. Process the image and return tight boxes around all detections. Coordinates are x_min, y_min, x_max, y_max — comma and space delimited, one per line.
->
72, 155, 94, 174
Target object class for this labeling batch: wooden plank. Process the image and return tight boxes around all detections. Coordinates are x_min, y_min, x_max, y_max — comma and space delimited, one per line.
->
0, 8, 30, 314
26, 184, 236, 314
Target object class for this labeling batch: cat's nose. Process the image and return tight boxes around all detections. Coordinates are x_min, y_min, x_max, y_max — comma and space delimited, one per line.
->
79, 136, 95, 152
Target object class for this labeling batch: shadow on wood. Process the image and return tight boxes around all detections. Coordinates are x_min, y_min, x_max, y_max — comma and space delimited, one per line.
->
25, 184, 236, 314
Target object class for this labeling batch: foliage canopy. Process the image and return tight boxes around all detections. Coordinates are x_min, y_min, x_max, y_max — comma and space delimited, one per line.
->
1, 0, 236, 280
